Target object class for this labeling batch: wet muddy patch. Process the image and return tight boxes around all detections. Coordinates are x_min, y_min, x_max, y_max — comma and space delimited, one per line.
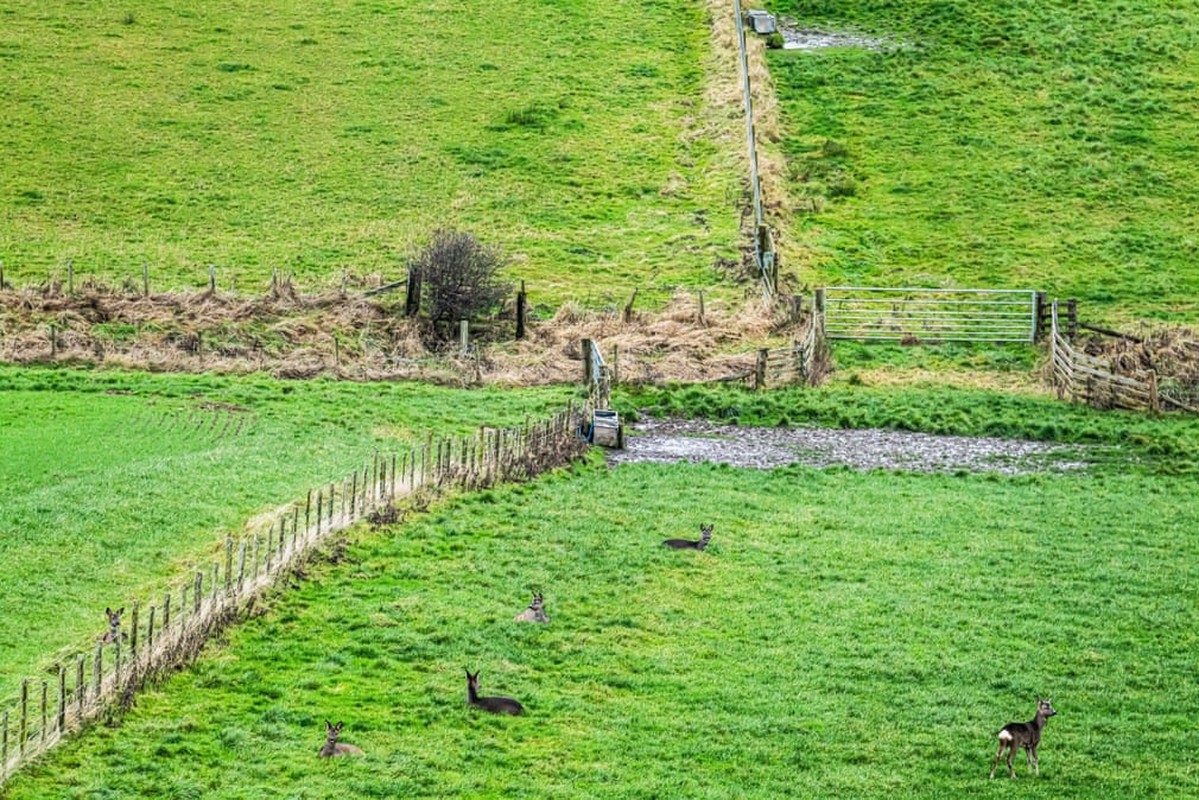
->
607, 419, 1093, 475
778, 19, 902, 51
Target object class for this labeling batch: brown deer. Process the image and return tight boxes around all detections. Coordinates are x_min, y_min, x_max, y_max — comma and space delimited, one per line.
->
989, 698, 1057, 779
99, 607, 125, 644
662, 523, 713, 551
466, 670, 523, 715
318, 720, 365, 757
513, 593, 549, 623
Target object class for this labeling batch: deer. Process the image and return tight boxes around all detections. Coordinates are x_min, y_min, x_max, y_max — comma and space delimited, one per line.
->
318, 720, 365, 758
466, 670, 524, 715
662, 523, 713, 551
513, 593, 549, 623
989, 698, 1057, 779
99, 607, 125, 644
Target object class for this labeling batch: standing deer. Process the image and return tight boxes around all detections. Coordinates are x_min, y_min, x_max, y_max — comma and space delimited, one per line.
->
989, 698, 1057, 779
513, 593, 549, 623
318, 720, 365, 757
466, 670, 524, 715
662, 523, 713, 551
99, 607, 125, 644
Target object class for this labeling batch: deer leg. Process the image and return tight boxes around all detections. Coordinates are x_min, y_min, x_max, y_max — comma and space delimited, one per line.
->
1031, 744, 1039, 775
990, 742, 1007, 779
1006, 745, 1017, 778
1024, 745, 1034, 773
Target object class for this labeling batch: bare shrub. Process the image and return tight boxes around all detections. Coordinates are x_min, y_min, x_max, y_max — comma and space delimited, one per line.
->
413, 229, 512, 338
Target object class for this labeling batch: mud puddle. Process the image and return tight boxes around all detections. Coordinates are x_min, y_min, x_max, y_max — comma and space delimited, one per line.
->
606, 419, 1092, 475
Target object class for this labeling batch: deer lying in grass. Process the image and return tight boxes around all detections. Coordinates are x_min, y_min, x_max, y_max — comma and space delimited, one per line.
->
99, 607, 125, 644
662, 523, 713, 551
318, 720, 365, 757
466, 670, 523, 715
513, 593, 549, 623
990, 698, 1057, 779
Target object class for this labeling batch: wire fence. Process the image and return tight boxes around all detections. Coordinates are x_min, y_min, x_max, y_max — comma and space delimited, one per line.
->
0, 403, 588, 788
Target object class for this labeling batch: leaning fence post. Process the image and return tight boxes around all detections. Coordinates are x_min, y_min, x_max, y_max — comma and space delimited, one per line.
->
305, 489, 312, 536
193, 571, 203, 615
146, 606, 156, 659
163, 592, 171, 630
516, 280, 527, 340
142, 263, 150, 297
236, 540, 247, 593
316, 491, 323, 536
754, 349, 768, 391
129, 604, 140, 659
224, 536, 234, 595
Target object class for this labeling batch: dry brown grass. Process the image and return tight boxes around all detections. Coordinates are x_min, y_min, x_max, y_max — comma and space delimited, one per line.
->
0, 284, 798, 387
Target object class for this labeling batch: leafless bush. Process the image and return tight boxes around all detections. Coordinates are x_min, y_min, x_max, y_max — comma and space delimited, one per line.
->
413, 229, 512, 338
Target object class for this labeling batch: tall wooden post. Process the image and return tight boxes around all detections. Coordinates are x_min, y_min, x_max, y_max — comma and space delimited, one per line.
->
143, 263, 150, 297
754, 349, 768, 391
516, 280, 527, 339
404, 267, 421, 317
1066, 298, 1079, 340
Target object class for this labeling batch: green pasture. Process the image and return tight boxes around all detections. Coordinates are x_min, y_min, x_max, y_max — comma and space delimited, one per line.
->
0, 365, 569, 703
769, 0, 1199, 323
0, 0, 741, 306
4, 455, 1197, 798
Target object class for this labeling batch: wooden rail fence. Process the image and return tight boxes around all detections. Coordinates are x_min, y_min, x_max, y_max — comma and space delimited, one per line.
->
0, 404, 587, 788
1050, 300, 1170, 412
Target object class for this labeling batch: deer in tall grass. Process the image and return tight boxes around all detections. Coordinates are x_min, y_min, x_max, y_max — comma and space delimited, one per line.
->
662, 523, 713, 551
318, 720, 365, 757
513, 593, 549, 623
99, 607, 125, 644
466, 670, 524, 715
989, 698, 1057, 779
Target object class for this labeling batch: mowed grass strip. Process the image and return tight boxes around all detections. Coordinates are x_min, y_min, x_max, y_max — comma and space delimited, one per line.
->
6, 460, 1197, 797
0, 0, 740, 305
768, 0, 1199, 323
0, 365, 568, 703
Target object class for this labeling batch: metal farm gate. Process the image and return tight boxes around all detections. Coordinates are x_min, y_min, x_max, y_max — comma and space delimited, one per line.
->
821, 287, 1039, 343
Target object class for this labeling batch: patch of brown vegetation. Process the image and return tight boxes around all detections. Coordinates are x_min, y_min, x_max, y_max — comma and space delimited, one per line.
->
0, 284, 801, 387
1081, 326, 1199, 406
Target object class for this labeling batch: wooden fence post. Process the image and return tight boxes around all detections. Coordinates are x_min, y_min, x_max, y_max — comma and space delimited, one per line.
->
404, 267, 421, 317
193, 572, 203, 614
49, 324, 57, 358
163, 593, 171, 630
224, 536, 234, 595
1067, 298, 1078, 340
0, 260, 5, 290
582, 338, 594, 387
516, 280, 527, 340
1148, 370, 1160, 413
698, 290, 706, 327
40, 681, 47, 743
143, 263, 150, 297
209, 264, 216, 294
236, 541, 247, 592
67, 260, 74, 295
2, 709, 8, 780
754, 349, 768, 391
75, 656, 85, 718
18, 680, 27, 757
57, 668, 66, 734
316, 492, 322, 536
92, 645, 102, 703
146, 606, 156, 657
129, 605, 139, 658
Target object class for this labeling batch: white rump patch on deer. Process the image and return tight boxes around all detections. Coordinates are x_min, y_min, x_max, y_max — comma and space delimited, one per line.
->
998, 730, 1013, 743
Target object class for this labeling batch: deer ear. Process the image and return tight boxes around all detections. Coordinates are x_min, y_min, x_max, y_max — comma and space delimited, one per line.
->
325, 720, 333, 729
118, 607, 124, 616
105, 607, 112, 616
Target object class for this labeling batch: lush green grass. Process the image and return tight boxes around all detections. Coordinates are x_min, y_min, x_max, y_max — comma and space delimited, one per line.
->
0, 0, 741, 305
769, 0, 1199, 323
4, 458, 1197, 797
0, 365, 570, 703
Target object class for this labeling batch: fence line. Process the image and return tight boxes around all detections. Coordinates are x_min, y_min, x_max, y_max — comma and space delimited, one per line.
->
0, 404, 587, 788
1049, 300, 1168, 412
731, 0, 777, 295
718, 306, 827, 389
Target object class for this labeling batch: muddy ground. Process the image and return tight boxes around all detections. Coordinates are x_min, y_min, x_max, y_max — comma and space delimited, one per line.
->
607, 418, 1093, 474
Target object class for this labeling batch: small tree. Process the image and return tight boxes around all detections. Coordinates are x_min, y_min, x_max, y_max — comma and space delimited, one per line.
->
413, 229, 511, 337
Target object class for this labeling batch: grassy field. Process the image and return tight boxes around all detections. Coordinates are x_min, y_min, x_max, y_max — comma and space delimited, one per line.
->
768, 0, 1199, 324
0, 365, 569, 704
0, 0, 742, 305
3, 454, 1197, 798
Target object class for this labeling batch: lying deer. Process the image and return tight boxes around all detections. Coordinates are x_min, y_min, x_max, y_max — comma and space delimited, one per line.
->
318, 720, 365, 757
513, 593, 549, 623
662, 523, 713, 551
990, 698, 1057, 779
99, 607, 125, 644
466, 670, 523, 715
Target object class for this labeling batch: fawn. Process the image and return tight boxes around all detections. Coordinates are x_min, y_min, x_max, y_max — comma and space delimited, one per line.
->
513, 593, 549, 623
99, 607, 125, 644
662, 523, 713, 551
318, 720, 365, 757
466, 670, 524, 715
990, 698, 1057, 779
